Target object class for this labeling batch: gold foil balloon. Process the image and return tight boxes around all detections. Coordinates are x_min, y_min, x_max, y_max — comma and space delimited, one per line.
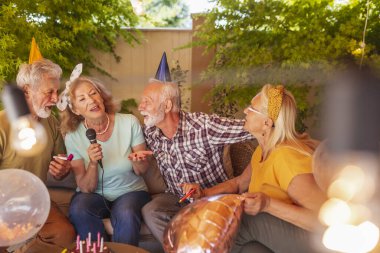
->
0, 169, 50, 247
163, 194, 244, 253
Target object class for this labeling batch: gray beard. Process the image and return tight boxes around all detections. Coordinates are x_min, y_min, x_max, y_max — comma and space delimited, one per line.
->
32, 99, 51, 119
144, 110, 165, 127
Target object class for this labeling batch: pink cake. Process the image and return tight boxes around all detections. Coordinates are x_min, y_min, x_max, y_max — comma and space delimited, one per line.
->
69, 242, 111, 253
70, 234, 112, 253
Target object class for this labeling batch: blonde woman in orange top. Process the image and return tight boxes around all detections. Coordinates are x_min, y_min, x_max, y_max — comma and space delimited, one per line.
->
181, 84, 326, 253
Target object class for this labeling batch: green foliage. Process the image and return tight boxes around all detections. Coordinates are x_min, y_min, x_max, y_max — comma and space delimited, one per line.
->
120, 98, 138, 114
135, 0, 190, 27
194, 0, 380, 132
0, 0, 139, 83
170, 60, 190, 111
171, 60, 189, 90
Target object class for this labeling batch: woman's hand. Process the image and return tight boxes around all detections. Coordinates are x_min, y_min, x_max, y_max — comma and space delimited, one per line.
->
180, 183, 204, 199
87, 143, 103, 164
128, 150, 153, 162
242, 192, 271, 216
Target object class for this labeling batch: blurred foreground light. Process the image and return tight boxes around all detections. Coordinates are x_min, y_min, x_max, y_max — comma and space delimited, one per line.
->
321, 69, 380, 253
327, 165, 365, 201
319, 198, 351, 226
322, 221, 379, 253
1, 85, 47, 157
11, 116, 46, 156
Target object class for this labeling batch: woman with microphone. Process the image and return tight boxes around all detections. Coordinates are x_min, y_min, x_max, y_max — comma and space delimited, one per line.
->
58, 65, 151, 246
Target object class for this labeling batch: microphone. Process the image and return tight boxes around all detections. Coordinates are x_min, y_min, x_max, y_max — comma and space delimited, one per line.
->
85, 128, 103, 169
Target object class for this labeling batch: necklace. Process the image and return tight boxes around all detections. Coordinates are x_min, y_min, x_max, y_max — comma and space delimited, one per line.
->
85, 114, 110, 135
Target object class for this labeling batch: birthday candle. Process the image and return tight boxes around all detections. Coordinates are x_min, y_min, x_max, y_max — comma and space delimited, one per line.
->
88, 232, 91, 245
80, 240, 83, 253
92, 242, 97, 253
97, 232, 100, 247
76, 235, 80, 250
86, 238, 90, 252
100, 237, 104, 253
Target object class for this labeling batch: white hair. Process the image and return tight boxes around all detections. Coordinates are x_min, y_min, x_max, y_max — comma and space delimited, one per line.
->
16, 59, 62, 90
148, 78, 181, 112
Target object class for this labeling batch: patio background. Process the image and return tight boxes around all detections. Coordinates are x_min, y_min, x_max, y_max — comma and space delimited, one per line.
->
88, 14, 322, 137
90, 15, 214, 116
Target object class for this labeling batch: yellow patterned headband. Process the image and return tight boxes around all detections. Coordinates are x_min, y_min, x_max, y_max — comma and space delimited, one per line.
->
267, 85, 284, 122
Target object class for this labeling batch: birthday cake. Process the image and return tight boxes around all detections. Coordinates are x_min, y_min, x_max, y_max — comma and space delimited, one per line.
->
69, 242, 111, 253
69, 233, 112, 253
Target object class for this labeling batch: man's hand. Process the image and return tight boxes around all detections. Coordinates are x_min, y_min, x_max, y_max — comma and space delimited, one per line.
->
179, 183, 204, 199
128, 150, 153, 162
242, 192, 271, 216
49, 154, 71, 180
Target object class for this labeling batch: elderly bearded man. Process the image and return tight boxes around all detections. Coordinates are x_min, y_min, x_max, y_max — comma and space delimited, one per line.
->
136, 76, 253, 244
0, 59, 75, 253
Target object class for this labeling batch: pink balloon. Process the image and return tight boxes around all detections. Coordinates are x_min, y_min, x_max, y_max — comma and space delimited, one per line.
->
0, 169, 50, 247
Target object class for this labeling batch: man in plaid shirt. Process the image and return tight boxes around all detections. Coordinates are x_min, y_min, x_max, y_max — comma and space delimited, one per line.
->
138, 78, 252, 244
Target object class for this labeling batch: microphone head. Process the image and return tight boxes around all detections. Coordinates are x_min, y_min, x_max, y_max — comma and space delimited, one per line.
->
86, 128, 96, 141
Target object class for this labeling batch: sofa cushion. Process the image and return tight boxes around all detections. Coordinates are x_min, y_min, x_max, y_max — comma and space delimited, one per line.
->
46, 171, 77, 189
49, 187, 75, 216
142, 158, 167, 194
223, 145, 234, 179
229, 140, 257, 177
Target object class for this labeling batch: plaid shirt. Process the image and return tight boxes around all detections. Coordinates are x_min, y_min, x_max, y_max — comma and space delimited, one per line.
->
144, 111, 252, 197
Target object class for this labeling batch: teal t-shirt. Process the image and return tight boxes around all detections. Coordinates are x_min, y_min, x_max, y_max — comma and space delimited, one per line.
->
65, 113, 147, 201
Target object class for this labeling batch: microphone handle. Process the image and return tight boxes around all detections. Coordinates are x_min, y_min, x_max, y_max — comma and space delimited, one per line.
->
89, 139, 103, 169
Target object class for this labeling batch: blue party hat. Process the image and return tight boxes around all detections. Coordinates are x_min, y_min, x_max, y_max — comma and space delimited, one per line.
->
155, 52, 172, 82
